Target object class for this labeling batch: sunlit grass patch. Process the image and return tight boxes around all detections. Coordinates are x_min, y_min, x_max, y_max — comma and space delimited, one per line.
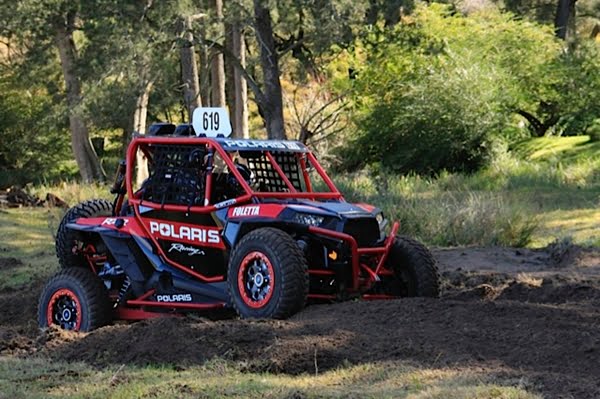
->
0, 208, 58, 289
0, 357, 541, 399
513, 136, 593, 160
29, 181, 111, 207
532, 208, 600, 247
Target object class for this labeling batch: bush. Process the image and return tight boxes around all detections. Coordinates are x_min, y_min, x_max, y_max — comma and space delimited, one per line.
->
335, 4, 566, 174
0, 77, 73, 187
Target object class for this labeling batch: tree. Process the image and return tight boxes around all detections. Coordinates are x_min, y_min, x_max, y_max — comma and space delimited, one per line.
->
54, 9, 105, 182
180, 14, 203, 120
337, 4, 569, 173
210, 0, 226, 108
555, 0, 578, 39
253, 0, 286, 139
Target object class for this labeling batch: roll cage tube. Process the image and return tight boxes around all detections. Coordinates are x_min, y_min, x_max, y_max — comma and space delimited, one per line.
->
125, 136, 343, 214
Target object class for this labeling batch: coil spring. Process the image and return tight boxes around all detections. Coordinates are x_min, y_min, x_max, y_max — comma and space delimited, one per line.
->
118, 276, 131, 304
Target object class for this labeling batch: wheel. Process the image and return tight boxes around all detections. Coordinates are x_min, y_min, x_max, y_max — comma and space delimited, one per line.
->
56, 199, 112, 268
227, 228, 308, 319
385, 235, 440, 297
38, 267, 112, 331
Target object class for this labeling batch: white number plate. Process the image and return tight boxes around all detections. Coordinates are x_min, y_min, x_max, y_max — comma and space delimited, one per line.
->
192, 107, 232, 137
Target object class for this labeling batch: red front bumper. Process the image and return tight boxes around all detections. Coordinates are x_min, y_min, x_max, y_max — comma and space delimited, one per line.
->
308, 221, 400, 292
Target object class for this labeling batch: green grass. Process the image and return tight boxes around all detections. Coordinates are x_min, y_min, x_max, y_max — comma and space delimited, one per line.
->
0, 208, 59, 289
0, 170, 560, 398
29, 181, 111, 207
333, 136, 600, 247
0, 357, 540, 399
512, 135, 600, 162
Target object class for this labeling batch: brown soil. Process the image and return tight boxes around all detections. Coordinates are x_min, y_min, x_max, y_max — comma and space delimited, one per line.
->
1, 246, 599, 398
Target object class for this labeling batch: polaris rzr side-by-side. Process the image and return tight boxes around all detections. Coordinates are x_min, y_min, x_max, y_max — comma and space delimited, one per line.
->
39, 108, 440, 331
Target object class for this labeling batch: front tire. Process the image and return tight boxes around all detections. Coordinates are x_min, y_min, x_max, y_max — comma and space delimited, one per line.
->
228, 228, 308, 319
38, 268, 112, 331
386, 236, 440, 297
56, 199, 112, 268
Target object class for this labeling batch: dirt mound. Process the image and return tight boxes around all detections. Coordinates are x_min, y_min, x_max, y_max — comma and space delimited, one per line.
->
38, 297, 600, 397
1, 246, 600, 397
498, 278, 600, 304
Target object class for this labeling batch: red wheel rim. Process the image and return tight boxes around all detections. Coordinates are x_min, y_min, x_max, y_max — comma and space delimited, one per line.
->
46, 288, 82, 331
237, 251, 275, 309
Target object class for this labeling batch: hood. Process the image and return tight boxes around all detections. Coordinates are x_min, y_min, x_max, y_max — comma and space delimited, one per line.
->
286, 200, 377, 219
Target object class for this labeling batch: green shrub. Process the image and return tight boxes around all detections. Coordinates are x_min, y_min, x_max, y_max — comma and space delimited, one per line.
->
0, 78, 72, 187
333, 3, 600, 175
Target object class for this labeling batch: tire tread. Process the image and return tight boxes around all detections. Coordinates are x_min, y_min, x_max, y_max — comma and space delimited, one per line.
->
228, 227, 308, 319
38, 267, 112, 331
56, 199, 112, 268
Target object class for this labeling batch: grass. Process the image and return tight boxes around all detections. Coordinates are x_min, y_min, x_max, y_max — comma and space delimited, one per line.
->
334, 136, 600, 247
0, 207, 59, 289
29, 181, 112, 206
0, 357, 540, 399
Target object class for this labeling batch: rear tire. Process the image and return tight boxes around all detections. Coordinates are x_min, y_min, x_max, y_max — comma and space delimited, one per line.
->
56, 199, 112, 268
38, 267, 112, 331
228, 228, 308, 319
387, 236, 440, 297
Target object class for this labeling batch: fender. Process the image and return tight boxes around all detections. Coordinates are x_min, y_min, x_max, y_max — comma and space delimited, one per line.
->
67, 216, 146, 238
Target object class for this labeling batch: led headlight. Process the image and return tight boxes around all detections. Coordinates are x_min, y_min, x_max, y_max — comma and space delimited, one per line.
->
293, 213, 324, 226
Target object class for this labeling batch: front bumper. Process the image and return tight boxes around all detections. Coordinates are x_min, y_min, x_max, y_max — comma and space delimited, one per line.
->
307, 221, 400, 291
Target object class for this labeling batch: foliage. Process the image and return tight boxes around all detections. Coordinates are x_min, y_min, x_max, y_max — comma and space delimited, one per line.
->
334, 3, 600, 175
335, 4, 568, 174
0, 76, 73, 186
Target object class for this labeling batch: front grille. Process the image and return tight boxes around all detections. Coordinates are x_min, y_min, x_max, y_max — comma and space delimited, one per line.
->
343, 218, 379, 247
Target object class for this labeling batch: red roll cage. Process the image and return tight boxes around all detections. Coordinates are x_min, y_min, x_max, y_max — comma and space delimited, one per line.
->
124, 136, 344, 214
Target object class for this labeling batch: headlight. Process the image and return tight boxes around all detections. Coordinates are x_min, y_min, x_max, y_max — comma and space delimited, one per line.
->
293, 213, 324, 226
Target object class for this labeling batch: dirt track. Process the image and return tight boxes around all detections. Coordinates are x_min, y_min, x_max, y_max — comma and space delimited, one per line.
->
1, 246, 599, 398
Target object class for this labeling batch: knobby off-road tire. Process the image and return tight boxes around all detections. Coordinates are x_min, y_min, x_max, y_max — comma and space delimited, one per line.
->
388, 235, 440, 297
38, 267, 112, 331
228, 228, 308, 319
56, 199, 112, 268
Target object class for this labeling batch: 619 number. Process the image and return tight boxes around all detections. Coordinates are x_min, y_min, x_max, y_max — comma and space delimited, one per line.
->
202, 112, 220, 131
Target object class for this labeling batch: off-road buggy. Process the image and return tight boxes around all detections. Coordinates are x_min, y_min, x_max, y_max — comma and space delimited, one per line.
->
39, 108, 440, 331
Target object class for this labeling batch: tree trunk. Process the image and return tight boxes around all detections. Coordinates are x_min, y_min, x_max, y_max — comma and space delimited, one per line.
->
225, 21, 237, 134
55, 22, 105, 183
555, 0, 577, 40
384, 0, 402, 27
210, 0, 226, 108
132, 80, 153, 187
198, 16, 211, 108
365, 0, 379, 25
517, 109, 559, 137
180, 15, 202, 121
253, 0, 286, 139
232, 22, 249, 138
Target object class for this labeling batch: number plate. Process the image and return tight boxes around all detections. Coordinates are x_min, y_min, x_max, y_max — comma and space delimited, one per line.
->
192, 107, 232, 137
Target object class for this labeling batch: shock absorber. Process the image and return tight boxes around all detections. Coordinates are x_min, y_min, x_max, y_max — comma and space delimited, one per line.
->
111, 160, 127, 214
118, 276, 131, 304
